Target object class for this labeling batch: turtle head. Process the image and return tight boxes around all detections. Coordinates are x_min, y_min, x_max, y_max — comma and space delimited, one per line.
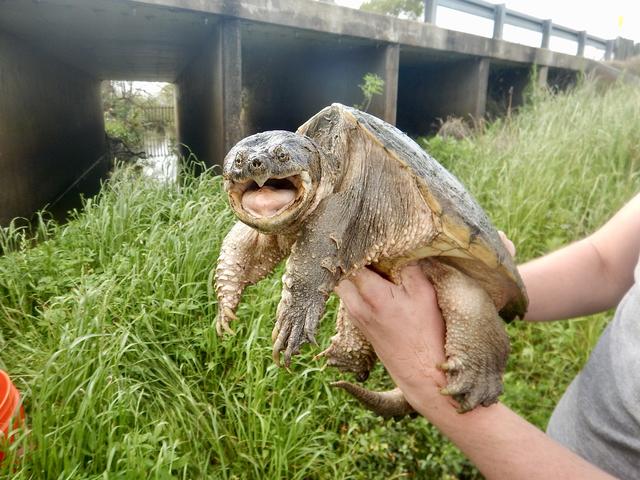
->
223, 131, 323, 233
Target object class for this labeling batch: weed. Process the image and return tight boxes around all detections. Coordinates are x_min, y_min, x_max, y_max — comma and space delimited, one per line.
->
355, 73, 385, 112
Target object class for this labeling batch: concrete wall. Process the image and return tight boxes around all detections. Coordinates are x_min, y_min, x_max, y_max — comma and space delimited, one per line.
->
0, 32, 106, 225
547, 67, 579, 92
177, 22, 402, 169
241, 27, 400, 136
175, 28, 222, 170
397, 58, 489, 135
486, 63, 532, 118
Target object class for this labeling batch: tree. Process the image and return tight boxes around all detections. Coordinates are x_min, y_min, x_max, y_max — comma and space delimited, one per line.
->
102, 81, 148, 151
360, 0, 423, 19
102, 81, 176, 163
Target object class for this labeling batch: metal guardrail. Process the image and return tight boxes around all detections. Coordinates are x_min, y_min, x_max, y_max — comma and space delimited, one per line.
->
143, 136, 175, 158
142, 106, 175, 124
422, 0, 632, 60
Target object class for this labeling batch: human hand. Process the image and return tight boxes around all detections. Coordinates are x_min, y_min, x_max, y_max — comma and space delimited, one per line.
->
334, 264, 447, 395
498, 230, 516, 257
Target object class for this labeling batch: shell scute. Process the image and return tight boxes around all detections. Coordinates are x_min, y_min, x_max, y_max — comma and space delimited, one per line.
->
299, 104, 527, 320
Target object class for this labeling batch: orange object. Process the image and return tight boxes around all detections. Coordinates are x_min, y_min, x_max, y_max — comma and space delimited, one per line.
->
0, 370, 25, 462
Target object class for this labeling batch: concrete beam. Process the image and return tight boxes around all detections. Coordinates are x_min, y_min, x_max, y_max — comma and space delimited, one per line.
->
369, 44, 400, 125
492, 4, 505, 41
0, 32, 106, 225
383, 44, 400, 125
423, 0, 437, 24
541, 20, 552, 49
577, 31, 587, 57
175, 18, 243, 168
221, 19, 244, 154
135, 0, 594, 72
537, 65, 549, 88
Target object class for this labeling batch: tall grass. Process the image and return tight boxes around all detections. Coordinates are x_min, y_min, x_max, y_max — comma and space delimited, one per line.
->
423, 79, 640, 428
1, 79, 639, 478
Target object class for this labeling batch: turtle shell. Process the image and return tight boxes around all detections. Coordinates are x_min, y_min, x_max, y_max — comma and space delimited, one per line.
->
298, 104, 527, 321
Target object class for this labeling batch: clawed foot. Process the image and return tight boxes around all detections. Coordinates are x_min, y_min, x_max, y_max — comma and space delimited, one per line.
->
314, 342, 372, 382
271, 302, 323, 367
216, 306, 238, 335
438, 356, 504, 413
314, 335, 376, 382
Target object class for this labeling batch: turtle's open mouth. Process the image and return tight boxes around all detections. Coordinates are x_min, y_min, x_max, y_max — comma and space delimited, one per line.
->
229, 174, 308, 219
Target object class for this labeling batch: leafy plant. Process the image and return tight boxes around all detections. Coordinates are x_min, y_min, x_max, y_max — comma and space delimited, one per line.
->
355, 73, 385, 112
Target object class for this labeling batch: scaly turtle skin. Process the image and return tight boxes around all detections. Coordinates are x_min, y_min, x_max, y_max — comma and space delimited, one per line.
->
215, 104, 528, 416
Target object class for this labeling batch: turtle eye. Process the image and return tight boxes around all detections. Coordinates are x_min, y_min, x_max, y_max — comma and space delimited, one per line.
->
234, 152, 245, 167
275, 147, 289, 162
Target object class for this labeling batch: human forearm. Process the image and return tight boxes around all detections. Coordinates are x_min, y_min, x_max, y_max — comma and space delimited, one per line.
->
336, 265, 618, 479
520, 238, 621, 322
393, 367, 614, 480
521, 193, 640, 322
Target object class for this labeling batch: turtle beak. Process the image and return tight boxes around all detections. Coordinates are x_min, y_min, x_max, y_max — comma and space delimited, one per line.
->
253, 173, 270, 188
246, 154, 269, 183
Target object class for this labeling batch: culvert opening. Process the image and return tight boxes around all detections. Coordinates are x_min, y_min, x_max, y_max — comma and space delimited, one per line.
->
102, 80, 178, 182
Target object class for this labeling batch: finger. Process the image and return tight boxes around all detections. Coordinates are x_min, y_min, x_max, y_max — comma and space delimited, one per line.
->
399, 264, 434, 297
498, 230, 516, 257
349, 267, 395, 305
334, 277, 358, 298
335, 278, 372, 321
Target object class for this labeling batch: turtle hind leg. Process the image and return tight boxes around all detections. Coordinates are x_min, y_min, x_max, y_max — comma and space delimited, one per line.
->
424, 260, 510, 413
323, 302, 417, 419
316, 301, 377, 381
330, 382, 416, 419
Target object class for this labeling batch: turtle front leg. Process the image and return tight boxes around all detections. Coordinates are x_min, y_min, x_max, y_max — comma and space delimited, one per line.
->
271, 194, 364, 366
271, 237, 341, 366
424, 260, 510, 413
215, 221, 292, 335
316, 301, 377, 381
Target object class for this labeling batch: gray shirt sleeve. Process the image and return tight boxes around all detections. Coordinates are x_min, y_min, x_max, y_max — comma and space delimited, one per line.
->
546, 258, 640, 479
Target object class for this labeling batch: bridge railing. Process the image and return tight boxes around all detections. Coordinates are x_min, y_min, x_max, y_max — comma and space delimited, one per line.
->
422, 0, 631, 60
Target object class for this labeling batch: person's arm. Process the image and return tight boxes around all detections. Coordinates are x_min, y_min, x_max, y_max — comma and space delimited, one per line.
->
522, 193, 640, 321
335, 266, 614, 480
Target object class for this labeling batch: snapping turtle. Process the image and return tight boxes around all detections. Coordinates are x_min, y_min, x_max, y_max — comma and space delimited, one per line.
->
215, 104, 527, 416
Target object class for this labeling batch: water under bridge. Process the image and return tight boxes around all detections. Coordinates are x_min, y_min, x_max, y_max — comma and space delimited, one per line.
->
0, 0, 636, 224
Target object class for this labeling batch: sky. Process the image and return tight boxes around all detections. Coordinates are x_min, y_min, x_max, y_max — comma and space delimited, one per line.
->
334, 0, 640, 59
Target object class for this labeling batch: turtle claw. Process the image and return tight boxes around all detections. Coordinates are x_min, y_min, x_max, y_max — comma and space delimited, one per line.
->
313, 342, 373, 382
216, 306, 238, 336
437, 357, 463, 373
439, 355, 503, 413
271, 299, 323, 369
272, 344, 282, 367
271, 324, 290, 367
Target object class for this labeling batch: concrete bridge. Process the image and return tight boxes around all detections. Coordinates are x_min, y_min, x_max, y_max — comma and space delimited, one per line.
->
0, 0, 635, 224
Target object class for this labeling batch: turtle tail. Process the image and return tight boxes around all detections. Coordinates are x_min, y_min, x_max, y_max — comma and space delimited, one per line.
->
331, 381, 416, 419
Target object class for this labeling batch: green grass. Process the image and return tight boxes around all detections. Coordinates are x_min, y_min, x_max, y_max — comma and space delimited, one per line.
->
1, 79, 639, 478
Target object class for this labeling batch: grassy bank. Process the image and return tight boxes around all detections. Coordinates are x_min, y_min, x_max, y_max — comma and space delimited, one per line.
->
1, 79, 639, 478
